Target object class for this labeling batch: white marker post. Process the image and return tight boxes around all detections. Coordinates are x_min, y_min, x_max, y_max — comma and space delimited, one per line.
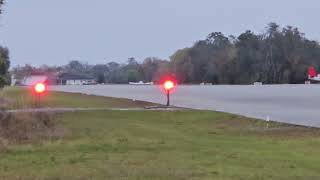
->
266, 116, 270, 128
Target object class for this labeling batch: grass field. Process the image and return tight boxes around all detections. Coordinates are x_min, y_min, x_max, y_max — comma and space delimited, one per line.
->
1, 87, 320, 179
0, 87, 155, 109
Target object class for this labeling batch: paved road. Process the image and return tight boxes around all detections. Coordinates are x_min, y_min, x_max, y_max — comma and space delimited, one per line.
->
6, 107, 183, 113
51, 84, 320, 127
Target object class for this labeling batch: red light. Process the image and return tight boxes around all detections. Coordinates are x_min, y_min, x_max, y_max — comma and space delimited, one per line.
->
163, 80, 175, 91
34, 83, 46, 94
309, 66, 317, 78
159, 75, 177, 106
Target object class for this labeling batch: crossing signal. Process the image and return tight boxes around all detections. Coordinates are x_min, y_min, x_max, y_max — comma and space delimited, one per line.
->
161, 77, 177, 106
32, 82, 47, 107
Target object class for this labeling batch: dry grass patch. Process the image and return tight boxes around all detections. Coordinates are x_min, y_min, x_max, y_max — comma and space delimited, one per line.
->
0, 111, 67, 146
0, 97, 10, 109
254, 125, 320, 139
214, 114, 320, 139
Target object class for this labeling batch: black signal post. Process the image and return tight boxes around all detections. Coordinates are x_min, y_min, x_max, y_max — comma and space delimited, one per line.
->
33, 82, 47, 107
163, 80, 175, 107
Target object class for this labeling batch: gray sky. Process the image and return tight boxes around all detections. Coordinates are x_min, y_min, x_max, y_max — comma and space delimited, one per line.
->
0, 0, 319, 67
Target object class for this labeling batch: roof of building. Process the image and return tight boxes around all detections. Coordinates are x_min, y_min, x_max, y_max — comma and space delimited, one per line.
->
59, 73, 94, 80
22, 75, 48, 86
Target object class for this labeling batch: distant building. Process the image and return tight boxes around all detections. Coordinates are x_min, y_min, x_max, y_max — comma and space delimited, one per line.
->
18, 73, 96, 86
21, 74, 58, 86
58, 73, 96, 85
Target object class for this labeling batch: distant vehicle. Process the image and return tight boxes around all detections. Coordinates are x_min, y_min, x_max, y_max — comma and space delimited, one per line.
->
129, 81, 154, 85
200, 82, 213, 85
253, 82, 263, 86
308, 66, 320, 82
82, 80, 98, 85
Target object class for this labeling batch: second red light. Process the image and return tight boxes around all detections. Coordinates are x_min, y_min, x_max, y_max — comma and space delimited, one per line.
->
34, 82, 47, 94
164, 80, 175, 91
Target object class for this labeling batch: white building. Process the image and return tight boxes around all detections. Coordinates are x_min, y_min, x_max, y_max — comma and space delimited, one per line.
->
20, 74, 58, 86
58, 73, 96, 85
21, 75, 48, 86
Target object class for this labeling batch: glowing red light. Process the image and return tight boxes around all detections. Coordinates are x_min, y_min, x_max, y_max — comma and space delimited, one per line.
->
309, 66, 317, 78
34, 83, 46, 94
164, 80, 175, 91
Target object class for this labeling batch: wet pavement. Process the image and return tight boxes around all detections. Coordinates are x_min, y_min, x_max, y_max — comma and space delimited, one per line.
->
51, 84, 320, 127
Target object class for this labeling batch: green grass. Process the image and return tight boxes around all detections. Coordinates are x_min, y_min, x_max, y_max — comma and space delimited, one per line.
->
1, 87, 320, 179
1, 110, 320, 180
0, 87, 155, 109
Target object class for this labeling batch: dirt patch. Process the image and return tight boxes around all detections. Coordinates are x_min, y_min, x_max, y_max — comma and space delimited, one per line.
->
0, 111, 67, 147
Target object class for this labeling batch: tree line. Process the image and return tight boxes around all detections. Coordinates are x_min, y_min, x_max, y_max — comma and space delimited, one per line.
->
0, 0, 10, 88
12, 57, 171, 84
10, 23, 320, 85
171, 23, 320, 84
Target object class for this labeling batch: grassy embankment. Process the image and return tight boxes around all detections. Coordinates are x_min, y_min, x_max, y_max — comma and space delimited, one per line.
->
1, 87, 320, 180
0, 87, 154, 109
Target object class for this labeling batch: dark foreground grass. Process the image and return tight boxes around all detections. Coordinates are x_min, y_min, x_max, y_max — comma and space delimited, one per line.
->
0, 87, 155, 109
1, 110, 320, 180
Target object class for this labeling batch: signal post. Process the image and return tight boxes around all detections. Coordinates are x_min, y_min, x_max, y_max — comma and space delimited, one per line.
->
33, 82, 47, 107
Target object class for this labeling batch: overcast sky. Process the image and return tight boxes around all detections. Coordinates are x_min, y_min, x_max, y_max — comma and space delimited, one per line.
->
0, 0, 319, 67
